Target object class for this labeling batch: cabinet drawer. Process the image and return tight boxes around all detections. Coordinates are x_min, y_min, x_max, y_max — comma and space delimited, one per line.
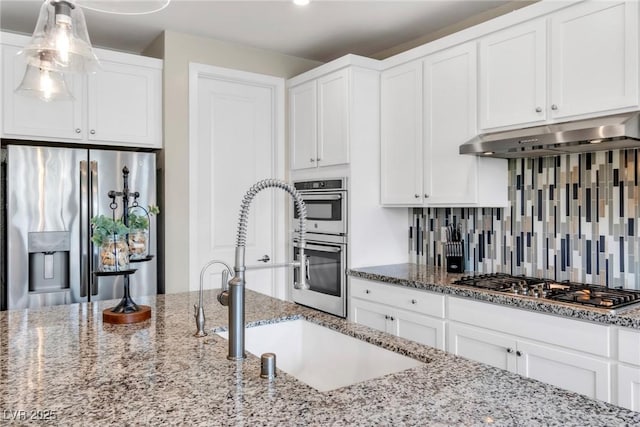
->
619, 328, 640, 366
448, 297, 610, 357
350, 277, 445, 318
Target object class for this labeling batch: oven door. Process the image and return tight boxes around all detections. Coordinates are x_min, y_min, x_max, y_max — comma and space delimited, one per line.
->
292, 239, 346, 318
293, 192, 346, 235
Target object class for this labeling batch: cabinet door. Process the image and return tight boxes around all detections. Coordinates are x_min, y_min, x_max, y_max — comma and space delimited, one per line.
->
2, 44, 84, 141
550, 0, 639, 119
349, 298, 391, 333
87, 59, 162, 147
380, 61, 423, 205
617, 364, 640, 411
423, 42, 478, 204
317, 69, 349, 167
290, 80, 318, 170
447, 322, 517, 372
391, 309, 445, 350
516, 340, 611, 402
479, 19, 547, 129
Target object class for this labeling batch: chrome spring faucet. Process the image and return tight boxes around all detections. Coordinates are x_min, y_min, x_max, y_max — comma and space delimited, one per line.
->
195, 179, 309, 361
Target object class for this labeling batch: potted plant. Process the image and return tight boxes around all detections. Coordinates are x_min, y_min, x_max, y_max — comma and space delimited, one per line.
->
91, 215, 130, 271
127, 205, 159, 260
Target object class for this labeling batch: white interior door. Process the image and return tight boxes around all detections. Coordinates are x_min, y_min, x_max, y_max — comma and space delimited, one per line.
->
189, 64, 285, 298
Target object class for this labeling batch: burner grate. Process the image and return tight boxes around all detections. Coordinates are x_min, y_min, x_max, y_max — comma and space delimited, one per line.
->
453, 274, 640, 311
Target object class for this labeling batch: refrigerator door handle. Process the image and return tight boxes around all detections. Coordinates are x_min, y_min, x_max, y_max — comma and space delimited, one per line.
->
80, 160, 89, 298
90, 160, 99, 297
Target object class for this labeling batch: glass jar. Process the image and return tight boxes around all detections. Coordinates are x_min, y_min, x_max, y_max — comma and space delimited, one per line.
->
99, 235, 130, 271
128, 229, 148, 260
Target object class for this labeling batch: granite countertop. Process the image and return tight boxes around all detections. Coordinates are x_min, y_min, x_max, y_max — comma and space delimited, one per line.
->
349, 263, 640, 330
1, 289, 639, 426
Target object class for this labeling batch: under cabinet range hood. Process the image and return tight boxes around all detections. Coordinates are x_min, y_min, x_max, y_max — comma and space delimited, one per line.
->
460, 112, 640, 159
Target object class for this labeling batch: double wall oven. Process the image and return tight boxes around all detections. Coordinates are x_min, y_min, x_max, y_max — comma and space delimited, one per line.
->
291, 178, 347, 317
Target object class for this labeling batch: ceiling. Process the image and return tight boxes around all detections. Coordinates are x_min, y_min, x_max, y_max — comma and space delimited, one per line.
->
0, 0, 528, 62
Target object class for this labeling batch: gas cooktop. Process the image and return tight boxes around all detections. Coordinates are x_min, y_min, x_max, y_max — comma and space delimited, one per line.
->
453, 273, 640, 311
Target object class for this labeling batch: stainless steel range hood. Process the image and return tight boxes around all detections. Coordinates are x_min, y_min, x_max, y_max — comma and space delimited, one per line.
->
460, 112, 640, 159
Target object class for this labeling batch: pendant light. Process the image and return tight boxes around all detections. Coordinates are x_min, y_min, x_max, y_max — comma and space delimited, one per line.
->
16, 0, 170, 102
15, 51, 74, 102
19, 0, 99, 75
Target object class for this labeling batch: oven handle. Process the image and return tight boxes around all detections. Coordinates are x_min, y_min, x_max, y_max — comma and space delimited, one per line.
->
301, 243, 342, 253
300, 194, 342, 201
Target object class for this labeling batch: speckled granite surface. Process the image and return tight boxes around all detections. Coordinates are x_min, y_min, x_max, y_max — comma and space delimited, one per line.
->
349, 263, 640, 330
1, 289, 639, 426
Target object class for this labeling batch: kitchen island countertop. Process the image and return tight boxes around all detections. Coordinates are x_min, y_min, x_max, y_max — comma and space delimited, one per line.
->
1, 289, 639, 426
349, 263, 640, 330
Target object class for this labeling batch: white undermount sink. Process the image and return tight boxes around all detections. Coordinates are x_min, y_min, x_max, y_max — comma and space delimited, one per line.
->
217, 319, 423, 392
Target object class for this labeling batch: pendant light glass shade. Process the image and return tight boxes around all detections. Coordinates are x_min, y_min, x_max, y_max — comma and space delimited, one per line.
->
77, 0, 171, 15
19, 0, 99, 74
15, 52, 74, 102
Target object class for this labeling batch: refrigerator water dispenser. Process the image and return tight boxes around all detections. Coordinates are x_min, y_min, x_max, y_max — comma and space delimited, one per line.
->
28, 231, 71, 306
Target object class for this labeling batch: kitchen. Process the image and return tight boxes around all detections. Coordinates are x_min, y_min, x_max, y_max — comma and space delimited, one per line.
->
1, 0, 638, 424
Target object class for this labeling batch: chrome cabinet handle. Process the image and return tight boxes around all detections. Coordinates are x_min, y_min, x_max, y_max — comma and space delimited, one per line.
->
75, 128, 81, 133
258, 255, 270, 263
535, 107, 542, 112
411, 299, 417, 304
506, 348, 513, 353
316, 158, 321, 161
414, 194, 420, 198
424, 194, 429, 198
310, 158, 315, 163
389, 316, 395, 321
551, 104, 558, 110
365, 289, 371, 294
384, 315, 389, 320
90, 129, 96, 135
516, 350, 522, 357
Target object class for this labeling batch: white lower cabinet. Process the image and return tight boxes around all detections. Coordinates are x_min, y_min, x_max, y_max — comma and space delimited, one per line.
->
447, 322, 611, 402
348, 277, 640, 408
447, 297, 612, 402
349, 277, 445, 350
617, 327, 640, 411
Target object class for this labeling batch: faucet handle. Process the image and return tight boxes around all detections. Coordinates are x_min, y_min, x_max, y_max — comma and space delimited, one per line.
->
221, 269, 229, 291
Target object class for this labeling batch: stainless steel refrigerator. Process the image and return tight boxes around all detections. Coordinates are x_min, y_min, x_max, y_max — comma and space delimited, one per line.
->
1, 144, 158, 310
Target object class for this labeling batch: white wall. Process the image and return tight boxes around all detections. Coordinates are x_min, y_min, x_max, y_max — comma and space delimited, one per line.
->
144, 31, 321, 294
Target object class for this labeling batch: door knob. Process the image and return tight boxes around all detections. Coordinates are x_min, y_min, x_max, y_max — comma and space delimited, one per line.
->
258, 255, 270, 263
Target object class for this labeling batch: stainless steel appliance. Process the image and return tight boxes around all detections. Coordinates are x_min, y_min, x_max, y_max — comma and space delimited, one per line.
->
460, 112, 640, 159
453, 273, 640, 312
1, 144, 158, 310
292, 234, 346, 317
293, 178, 347, 236
291, 178, 347, 317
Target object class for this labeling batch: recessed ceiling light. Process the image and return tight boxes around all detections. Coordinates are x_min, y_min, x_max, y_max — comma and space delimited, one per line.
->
589, 139, 603, 144
293, 0, 310, 6
483, 151, 494, 156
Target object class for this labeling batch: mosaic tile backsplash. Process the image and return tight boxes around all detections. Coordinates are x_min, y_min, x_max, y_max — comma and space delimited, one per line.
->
409, 150, 640, 290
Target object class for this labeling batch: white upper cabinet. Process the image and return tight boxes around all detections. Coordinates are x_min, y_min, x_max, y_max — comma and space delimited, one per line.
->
381, 43, 507, 207
549, 0, 639, 120
380, 60, 423, 205
87, 53, 162, 147
317, 70, 349, 167
1, 32, 163, 148
290, 80, 317, 169
2, 43, 85, 140
479, 0, 639, 131
290, 68, 349, 170
479, 19, 547, 129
